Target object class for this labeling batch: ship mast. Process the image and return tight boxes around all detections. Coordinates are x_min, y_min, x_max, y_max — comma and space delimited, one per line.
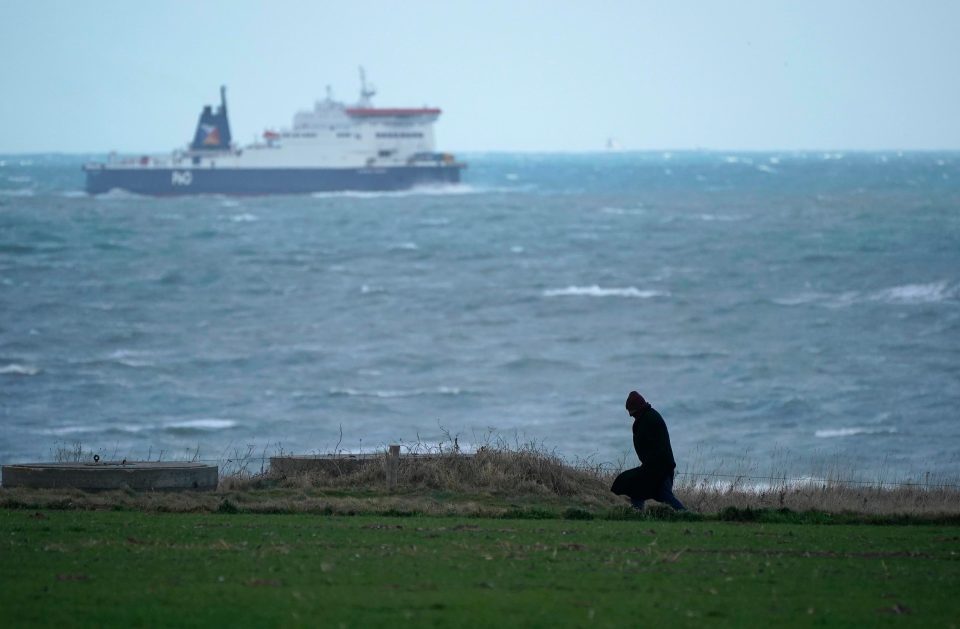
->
358, 66, 376, 107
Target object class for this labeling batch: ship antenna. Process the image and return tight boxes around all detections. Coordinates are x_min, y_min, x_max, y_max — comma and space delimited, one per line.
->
220, 85, 227, 113
358, 66, 376, 106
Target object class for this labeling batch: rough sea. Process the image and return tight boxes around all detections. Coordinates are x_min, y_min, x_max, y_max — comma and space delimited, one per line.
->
1, 152, 958, 482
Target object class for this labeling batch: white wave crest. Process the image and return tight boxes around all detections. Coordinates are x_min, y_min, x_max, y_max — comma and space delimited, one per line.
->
0, 188, 34, 197
105, 349, 163, 368
42, 424, 101, 436
772, 292, 830, 307
115, 424, 150, 434
775, 282, 954, 308
229, 213, 258, 222
96, 189, 149, 200
600, 206, 646, 216
310, 184, 481, 200
543, 285, 668, 298
695, 213, 746, 222
0, 363, 40, 376
869, 281, 952, 305
329, 386, 463, 398
815, 427, 897, 438
165, 418, 238, 430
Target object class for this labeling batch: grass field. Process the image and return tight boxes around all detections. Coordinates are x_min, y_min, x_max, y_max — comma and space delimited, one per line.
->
2, 508, 958, 627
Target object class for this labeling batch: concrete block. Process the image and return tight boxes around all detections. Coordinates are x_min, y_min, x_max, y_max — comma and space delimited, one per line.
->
1, 461, 218, 491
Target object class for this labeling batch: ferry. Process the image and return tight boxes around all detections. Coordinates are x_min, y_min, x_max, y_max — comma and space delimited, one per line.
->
83, 70, 464, 195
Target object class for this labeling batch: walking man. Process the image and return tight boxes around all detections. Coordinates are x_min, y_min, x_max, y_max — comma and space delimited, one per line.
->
611, 391, 685, 511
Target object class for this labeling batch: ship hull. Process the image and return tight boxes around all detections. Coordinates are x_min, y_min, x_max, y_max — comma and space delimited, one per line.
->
83, 165, 462, 195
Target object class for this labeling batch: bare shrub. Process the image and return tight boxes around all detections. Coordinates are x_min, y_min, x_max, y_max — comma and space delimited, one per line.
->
51, 441, 85, 463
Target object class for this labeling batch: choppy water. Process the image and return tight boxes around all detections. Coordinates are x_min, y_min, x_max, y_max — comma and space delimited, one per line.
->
1, 152, 958, 480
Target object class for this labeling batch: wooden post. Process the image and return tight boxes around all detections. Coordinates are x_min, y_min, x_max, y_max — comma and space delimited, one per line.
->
385, 444, 400, 491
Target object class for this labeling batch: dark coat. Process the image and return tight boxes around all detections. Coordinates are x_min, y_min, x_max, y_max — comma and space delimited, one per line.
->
611, 406, 677, 500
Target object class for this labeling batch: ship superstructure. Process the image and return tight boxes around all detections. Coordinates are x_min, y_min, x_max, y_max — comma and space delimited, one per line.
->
84, 70, 464, 195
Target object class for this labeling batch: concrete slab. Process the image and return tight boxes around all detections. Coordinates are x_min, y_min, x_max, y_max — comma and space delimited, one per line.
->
1, 461, 218, 491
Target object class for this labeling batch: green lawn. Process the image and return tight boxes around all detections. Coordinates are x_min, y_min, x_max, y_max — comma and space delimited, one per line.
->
1, 509, 958, 627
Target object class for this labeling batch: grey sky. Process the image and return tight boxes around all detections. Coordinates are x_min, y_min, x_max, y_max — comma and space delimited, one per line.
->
1, 0, 958, 153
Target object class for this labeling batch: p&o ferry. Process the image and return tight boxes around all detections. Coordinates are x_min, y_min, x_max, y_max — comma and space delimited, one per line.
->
83, 70, 464, 195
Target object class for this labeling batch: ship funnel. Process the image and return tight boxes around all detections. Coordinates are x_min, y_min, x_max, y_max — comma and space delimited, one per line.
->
190, 86, 232, 151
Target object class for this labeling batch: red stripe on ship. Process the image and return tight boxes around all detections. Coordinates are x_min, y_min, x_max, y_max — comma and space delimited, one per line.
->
345, 108, 441, 117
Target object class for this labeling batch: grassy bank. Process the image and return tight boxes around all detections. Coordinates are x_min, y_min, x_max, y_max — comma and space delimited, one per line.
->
2, 509, 959, 627
5, 444, 960, 521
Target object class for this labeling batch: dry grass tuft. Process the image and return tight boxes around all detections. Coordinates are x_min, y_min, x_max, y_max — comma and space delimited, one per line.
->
265, 445, 617, 508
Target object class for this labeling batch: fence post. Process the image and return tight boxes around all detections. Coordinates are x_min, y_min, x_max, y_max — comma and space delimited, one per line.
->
385, 444, 400, 491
